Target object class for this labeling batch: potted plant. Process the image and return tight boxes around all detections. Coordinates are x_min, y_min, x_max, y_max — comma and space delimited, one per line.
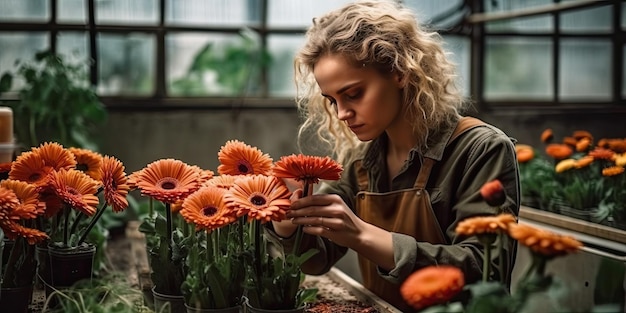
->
4, 142, 130, 305
130, 140, 342, 313
0, 50, 107, 151
0, 180, 49, 313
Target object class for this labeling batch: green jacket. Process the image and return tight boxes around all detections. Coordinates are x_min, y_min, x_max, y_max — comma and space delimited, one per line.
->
267, 119, 520, 286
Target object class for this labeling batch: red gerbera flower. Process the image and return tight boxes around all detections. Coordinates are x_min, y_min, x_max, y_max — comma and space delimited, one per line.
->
217, 140, 273, 176
0, 161, 12, 179
400, 266, 465, 310
134, 159, 201, 204
100, 155, 130, 212
181, 186, 236, 231
272, 154, 343, 185
480, 179, 506, 207
69, 147, 104, 181
224, 175, 291, 223
49, 169, 100, 216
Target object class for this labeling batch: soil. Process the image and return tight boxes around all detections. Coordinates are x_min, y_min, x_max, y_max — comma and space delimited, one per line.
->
26, 225, 387, 313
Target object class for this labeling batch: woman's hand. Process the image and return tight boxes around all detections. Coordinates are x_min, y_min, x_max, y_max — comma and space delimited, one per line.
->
286, 193, 366, 248
287, 193, 395, 270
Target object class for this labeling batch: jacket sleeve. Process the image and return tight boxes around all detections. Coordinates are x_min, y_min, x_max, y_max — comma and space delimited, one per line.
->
380, 126, 520, 286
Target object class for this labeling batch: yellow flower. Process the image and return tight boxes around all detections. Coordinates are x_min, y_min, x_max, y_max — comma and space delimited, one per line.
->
555, 159, 577, 173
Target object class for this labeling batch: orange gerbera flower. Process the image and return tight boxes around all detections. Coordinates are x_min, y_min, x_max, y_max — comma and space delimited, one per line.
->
575, 137, 591, 152
400, 266, 465, 311
181, 186, 236, 231
205, 174, 241, 189
272, 154, 343, 185
134, 159, 201, 204
100, 156, 129, 212
455, 214, 516, 236
607, 139, 626, 153
602, 166, 624, 177
189, 165, 214, 186
572, 130, 593, 141
562, 136, 577, 147
0, 186, 47, 244
508, 223, 582, 257
0, 161, 12, 179
32, 142, 76, 171
224, 175, 291, 223
545, 143, 573, 160
217, 140, 273, 176
9, 151, 53, 188
588, 147, 615, 161
575, 156, 594, 169
540, 129, 553, 143
69, 147, 104, 181
515, 144, 534, 163
1, 179, 45, 218
49, 169, 100, 216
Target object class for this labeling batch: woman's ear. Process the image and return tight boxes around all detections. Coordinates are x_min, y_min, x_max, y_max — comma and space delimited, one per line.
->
394, 71, 406, 89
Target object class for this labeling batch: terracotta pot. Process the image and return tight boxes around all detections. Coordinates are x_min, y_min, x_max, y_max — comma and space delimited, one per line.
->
0, 284, 34, 313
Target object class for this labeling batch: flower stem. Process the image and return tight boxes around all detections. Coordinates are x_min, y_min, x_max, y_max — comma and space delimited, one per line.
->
166, 202, 172, 259
293, 181, 309, 257
63, 206, 71, 247
77, 202, 109, 246
498, 232, 505, 284
483, 245, 491, 282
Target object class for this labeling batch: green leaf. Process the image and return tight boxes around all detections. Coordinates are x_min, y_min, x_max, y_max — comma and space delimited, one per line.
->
420, 302, 465, 313
0, 72, 12, 93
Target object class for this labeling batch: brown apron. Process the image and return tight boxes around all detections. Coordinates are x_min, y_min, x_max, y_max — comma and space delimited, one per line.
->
355, 117, 484, 312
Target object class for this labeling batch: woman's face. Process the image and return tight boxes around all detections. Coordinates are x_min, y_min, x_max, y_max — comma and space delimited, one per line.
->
313, 54, 404, 142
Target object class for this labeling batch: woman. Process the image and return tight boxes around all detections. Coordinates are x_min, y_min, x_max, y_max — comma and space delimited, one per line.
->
269, 1, 520, 311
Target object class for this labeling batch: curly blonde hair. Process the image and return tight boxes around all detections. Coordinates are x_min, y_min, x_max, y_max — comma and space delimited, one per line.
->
294, 0, 466, 162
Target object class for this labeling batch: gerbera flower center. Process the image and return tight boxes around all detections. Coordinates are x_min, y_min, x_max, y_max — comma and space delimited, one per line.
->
237, 160, 252, 174
67, 187, 81, 196
28, 173, 41, 182
157, 178, 178, 190
250, 195, 266, 206
76, 164, 88, 172
202, 206, 218, 216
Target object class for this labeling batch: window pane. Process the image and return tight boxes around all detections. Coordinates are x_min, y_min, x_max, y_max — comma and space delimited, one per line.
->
57, 32, 89, 64
0, 32, 49, 91
58, 0, 86, 24
97, 33, 155, 96
404, 0, 465, 27
559, 39, 611, 101
560, 5, 612, 33
623, 2, 626, 30
268, 0, 352, 27
443, 35, 470, 97
485, 0, 553, 32
166, 32, 264, 96
485, 37, 553, 100
166, 0, 259, 26
267, 35, 303, 97
95, 0, 158, 25
0, 0, 48, 21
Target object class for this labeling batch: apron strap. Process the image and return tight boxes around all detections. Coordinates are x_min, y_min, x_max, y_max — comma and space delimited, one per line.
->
413, 116, 485, 189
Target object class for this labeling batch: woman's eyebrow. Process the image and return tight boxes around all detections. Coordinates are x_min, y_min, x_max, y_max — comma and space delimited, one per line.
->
320, 82, 361, 97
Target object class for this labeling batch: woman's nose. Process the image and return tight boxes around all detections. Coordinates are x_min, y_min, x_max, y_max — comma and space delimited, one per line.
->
336, 102, 353, 121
